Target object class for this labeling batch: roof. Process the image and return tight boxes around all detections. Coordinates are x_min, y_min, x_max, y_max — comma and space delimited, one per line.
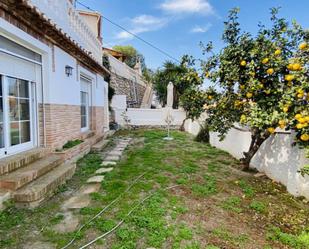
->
77, 10, 102, 19
0, 0, 109, 76
103, 47, 127, 62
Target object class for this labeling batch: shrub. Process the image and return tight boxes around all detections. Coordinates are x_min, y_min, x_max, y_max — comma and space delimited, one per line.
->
195, 123, 210, 143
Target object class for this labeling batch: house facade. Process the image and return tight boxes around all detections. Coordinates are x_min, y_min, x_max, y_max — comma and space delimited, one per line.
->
0, 0, 110, 207
0, 0, 109, 155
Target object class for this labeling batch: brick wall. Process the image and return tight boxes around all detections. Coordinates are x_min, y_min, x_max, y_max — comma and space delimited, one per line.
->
91, 106, 105, 135
39, 104, 105, 149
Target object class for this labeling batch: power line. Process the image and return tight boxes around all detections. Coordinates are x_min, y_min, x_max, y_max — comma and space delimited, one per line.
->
75, 0, 180, 63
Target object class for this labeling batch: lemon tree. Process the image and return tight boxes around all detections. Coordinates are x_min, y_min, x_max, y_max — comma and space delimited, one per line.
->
201, 8, 309, 170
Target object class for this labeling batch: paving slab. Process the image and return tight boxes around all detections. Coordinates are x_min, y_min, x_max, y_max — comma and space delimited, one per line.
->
95, 167, 113, 174
79, 183, 101, 194
87, 175, 105, 183
105, 155, 120, 161
101, 161, 117, 166
62, 195, 91, 210
53, 212, 79, 233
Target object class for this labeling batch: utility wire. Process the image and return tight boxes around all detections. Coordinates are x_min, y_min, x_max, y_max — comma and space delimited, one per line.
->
76, 0, 180, 63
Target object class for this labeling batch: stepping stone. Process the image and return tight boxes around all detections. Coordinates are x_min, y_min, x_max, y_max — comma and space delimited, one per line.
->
105, 155, 120, 161
109, 151, 123, 156
23, 242, 55, 249
87, 175, 105, 183
79, 183, 101, 194
62, 195, 91, 210
53, 212, 79, 233
101, 161, 117, 166
95, 167, 113, 174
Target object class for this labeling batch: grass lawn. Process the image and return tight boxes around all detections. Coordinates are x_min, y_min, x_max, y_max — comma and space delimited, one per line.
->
0, 129, 309, 249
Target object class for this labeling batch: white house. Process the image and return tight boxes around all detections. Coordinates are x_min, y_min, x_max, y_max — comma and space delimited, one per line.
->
0, 0, 110, 207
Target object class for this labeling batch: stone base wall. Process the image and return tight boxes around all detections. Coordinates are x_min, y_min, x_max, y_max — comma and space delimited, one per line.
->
110, 73, 146, 108
39, 104, 105, 149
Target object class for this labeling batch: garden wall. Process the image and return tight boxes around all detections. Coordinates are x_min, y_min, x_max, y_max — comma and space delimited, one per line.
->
111, 95, 186, 126
184, 118, 309, 199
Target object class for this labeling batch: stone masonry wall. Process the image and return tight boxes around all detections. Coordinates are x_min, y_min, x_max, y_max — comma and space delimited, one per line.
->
110, 73, 146, 108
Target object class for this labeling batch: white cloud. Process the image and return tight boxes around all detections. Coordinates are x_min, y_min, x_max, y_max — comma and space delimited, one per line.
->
191, 23, 212, 33
115, 15, 168, 41
160, 0, 213, 15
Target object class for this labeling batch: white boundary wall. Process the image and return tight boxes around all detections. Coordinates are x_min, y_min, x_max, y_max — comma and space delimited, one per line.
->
185, 117, 309, 199
111, 95, 186, 126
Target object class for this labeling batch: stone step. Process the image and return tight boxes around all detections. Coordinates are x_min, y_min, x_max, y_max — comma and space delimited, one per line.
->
92, 139, 109, 152
80, 130, 95, 140
0, 155, 64, 191
104, 130, 115, 139
14, 163, 76, 207
0, 190, 11, 210
0, 148, 50, 176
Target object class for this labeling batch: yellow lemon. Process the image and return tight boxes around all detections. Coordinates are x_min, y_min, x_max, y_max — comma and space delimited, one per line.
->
305, 116, 309, 122
267, 127, 275, 134
297, 93, 304, 99
295, 114, 303, 120
267, 68, 274, 75
208, 95, 213, 100
296, 123, 304, 129
298, 118, 306, 124
292, 63, 301, 71
285, 74, 295, 81
287, 64, 294, 70
240, 60, 247, 66
275, 49, 281, 55
240, 114, 246, 122
299, 42, 308, 50
300, 134, 309, 141
297, 89, 304, 94
246, 92, 253, 98
262, 58, 269, 64
283, 107, 289, 113
278, 120, 286, 126
239, 85, 245, 90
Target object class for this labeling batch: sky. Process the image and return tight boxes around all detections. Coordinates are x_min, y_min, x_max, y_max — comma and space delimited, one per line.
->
77, 0, 309, 70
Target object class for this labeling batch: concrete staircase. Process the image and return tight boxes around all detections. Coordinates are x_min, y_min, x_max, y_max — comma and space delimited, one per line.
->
140, 84, 153, 108
0, 148, 76, 208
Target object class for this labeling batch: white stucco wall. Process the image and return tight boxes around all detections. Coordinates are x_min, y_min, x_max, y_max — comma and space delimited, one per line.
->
184, 116, 309, 199
126, 108, 186, 126
111, 95, 186, 126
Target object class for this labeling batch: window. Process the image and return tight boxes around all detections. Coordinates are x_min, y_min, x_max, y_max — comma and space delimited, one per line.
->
7, 77, 31, 146
80, 91, 88, 129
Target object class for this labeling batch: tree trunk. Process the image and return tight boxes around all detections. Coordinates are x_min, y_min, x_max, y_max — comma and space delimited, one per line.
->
240, 130, 270, 171
179, 118, 188, 131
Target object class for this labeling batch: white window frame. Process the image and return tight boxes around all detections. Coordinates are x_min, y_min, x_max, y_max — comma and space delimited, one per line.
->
0, 75, 36, 157
80, 75, 92, 133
